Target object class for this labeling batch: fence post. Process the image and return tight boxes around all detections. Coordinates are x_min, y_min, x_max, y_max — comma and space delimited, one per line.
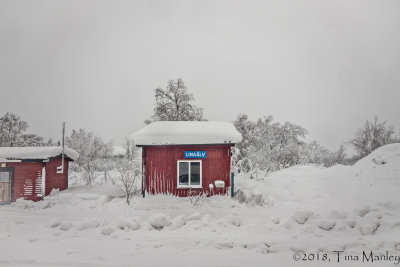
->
231, 172, 235, 198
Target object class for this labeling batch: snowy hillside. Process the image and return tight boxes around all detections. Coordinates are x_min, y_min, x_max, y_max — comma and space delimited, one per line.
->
1, 144, 400, 266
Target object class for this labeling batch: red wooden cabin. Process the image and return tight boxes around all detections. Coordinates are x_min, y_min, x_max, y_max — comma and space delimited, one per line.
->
132, 121, 242, 197
0, 147, 78, 204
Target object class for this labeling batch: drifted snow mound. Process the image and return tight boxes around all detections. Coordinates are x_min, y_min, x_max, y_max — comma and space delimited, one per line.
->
360, 221, 380, 235
78, 218, 100, 231
294, 211, 313, 224
101, 227, 114, 235
149, 213, 172, 229
116, 218, 140, 230
353, 143, 400, 171
318, 220, 336, 231
235, 143, 400, 215
171, 215, 186, 230
354, 205, 370, 217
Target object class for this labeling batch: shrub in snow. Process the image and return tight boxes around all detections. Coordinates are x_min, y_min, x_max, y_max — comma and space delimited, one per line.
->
294, 211, 313, 224
171, 215, 186, 230
360, 222, 379, 235
101, 227, 114, 235
149, 213, 172, 229
115, 158, 140, 205
350, 117, 397, 159
59, 222, 73, 231
318, 220, 336, 231
188, 192, 209, 207
355, 205, 370, 217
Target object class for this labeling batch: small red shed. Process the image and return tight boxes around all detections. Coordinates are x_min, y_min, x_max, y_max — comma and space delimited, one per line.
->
132, 121, 242, 197
0, 146, 78, 204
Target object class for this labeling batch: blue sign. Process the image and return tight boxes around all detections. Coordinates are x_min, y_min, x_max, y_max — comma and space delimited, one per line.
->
185, 151, 207, 159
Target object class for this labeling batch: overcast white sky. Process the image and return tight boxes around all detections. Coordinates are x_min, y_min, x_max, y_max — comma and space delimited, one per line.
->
1, 0, 399, 151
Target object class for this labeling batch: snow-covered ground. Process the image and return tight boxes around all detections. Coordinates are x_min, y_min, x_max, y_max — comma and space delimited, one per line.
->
1, 144, 400, 266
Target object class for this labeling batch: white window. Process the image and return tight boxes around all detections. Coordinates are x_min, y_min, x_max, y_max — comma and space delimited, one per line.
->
177, 160, 202, 188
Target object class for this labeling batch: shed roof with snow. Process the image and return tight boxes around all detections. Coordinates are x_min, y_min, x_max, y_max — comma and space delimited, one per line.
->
0, 146, 79, 161
131, 121, 242, 146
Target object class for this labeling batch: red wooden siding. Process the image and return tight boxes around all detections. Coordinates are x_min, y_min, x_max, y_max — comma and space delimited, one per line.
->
6, 156, 70, 202
7, 162, 43, 201
45, 156, 69, 196
144, 145, 233, 196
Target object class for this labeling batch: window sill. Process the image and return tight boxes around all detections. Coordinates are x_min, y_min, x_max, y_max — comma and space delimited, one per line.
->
177, 186, 202, 189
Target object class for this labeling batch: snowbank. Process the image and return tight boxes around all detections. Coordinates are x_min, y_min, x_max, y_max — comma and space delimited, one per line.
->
353, 143, 400, 171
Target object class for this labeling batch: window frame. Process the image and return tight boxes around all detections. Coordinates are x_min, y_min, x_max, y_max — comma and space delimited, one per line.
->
177, 160, 202, 189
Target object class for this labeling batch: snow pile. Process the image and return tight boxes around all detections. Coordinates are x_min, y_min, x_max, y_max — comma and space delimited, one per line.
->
353, 143, 400, 170
131, 121, 242, 145
0, 146, 79, 161
149, 213, 172, 229
116, 217, 140, 230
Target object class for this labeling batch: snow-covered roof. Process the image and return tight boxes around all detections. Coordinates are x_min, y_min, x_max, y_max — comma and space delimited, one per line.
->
0, 146, 79, 161
131, 121, 242, 146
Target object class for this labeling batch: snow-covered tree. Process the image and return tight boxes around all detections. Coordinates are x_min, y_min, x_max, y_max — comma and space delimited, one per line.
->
66, 129, 113, 185
350, 117, 397, 158
233, 114, 308, 173
151, 79, 204, 122
305, 141, 347, 167
0, 112, 28, 146
18, 134, 45, 147
115, 158, 140, 205
124, 137, 136, 161
0, 112, 52, 147
232, 114, 257, 172
306, 141, 330, 164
